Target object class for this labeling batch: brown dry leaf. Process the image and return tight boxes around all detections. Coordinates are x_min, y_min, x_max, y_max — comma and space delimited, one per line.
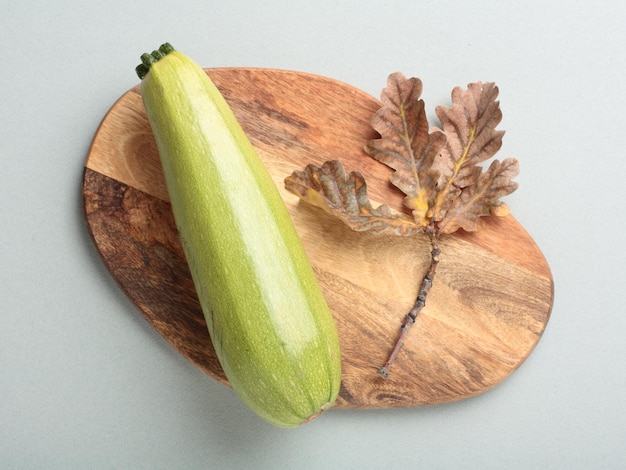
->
364, 72, 446, 227
434, 81, 505, 185
438, 158, 520, 234
432, 81, 518, 228
284, 160, 419, 236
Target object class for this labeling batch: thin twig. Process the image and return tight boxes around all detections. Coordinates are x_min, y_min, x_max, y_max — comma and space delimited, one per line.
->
378, 228, 440, 378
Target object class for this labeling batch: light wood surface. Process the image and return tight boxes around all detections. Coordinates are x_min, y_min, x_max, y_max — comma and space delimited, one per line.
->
82, 68, 553, 408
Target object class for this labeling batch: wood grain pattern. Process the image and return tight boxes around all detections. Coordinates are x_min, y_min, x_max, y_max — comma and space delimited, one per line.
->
82, 68, 553, 409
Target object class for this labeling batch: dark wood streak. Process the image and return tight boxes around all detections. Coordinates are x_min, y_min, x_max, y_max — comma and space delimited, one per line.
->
83, 168, 227, 383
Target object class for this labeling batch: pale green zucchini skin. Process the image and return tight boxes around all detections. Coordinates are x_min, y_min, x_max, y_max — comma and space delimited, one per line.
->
136, 44, 341, 427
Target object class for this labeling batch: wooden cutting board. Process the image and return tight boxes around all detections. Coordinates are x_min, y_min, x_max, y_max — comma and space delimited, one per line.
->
82, 68, 554, 409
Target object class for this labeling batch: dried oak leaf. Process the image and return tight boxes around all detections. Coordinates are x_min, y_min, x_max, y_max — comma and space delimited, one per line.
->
432, 81, 519, 229
284, 160, 419, 236
434, 81, 505, 184
438, 158, 519, 234
364, 72, 447, 227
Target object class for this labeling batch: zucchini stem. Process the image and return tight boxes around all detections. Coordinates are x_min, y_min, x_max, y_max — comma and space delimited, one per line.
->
135, 42, 175, 80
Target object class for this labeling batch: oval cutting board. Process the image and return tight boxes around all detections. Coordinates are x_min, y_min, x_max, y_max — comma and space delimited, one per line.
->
82, 68, 553, 409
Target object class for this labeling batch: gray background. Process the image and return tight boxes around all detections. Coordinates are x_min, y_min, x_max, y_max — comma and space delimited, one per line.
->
2, 1, 624, 468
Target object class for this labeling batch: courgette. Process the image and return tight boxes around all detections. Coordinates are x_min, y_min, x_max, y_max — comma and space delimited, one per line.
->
135, 43, 341, 427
